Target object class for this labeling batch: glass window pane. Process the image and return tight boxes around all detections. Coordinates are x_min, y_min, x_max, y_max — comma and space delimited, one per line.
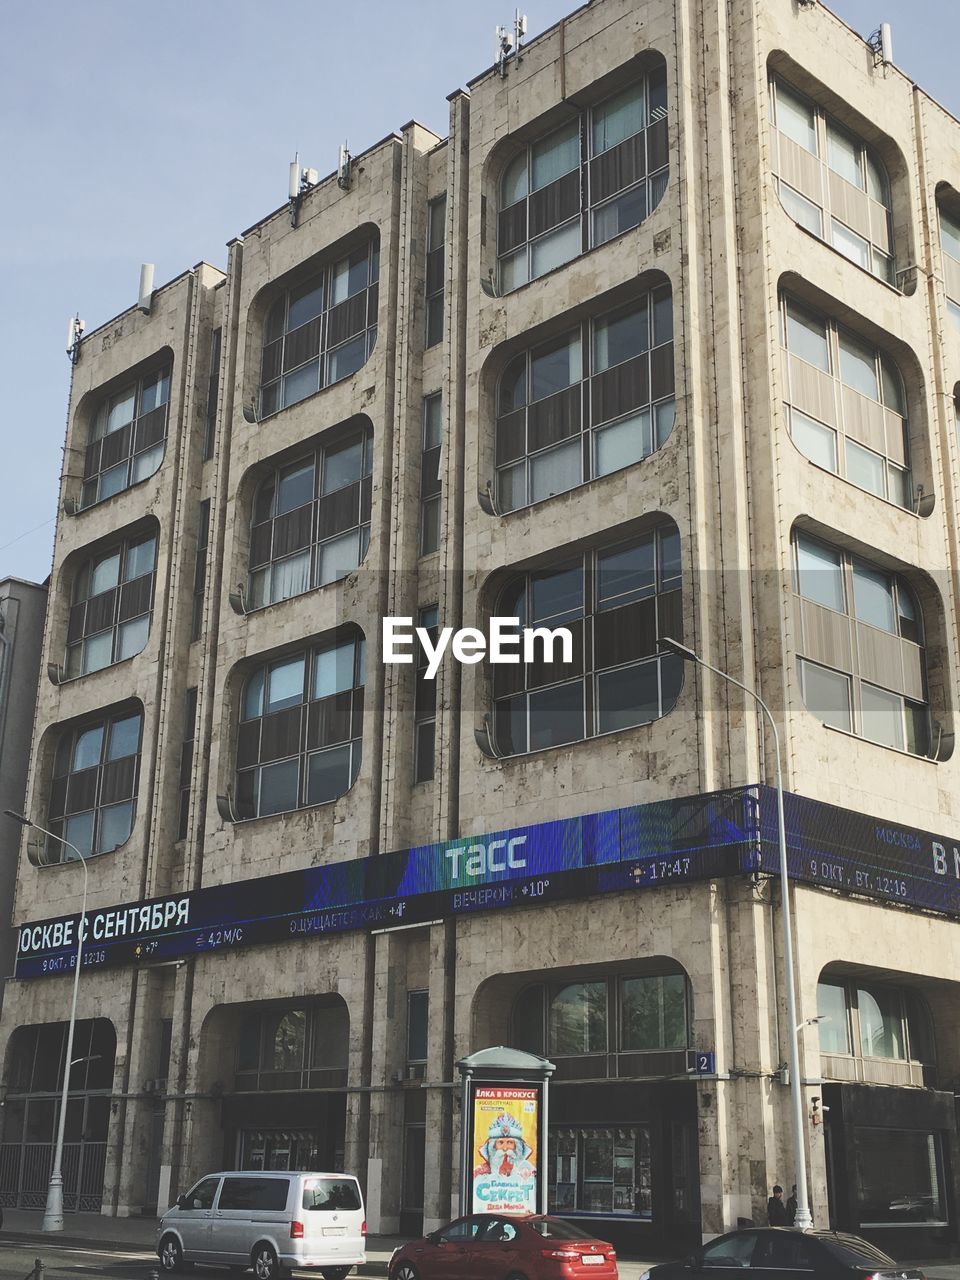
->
531, 121, 580, 190
778, 182, 823, 235
322, 439, 364, 494
140, 370, 170, 414
865, 153, 888, 204
63, 812, 95, 860
827, 123, 864, 189
73, 726, 104, 771
513, 986, 546, 1055
531, 563, 583, 624
123, 537, 156, 581
98, 801, 133, 853
791, 409, 837, 470
940, 207, 960, 261
277, 462, 314, 513
853, 1129, 945, 1226
598, 538, 655, 606
313, 642, 356, 700
845, 439, 886, 497
880, 355, 905, 415
905, 702, 929, 757
839, 331, 878, 398
861, 683, 905, 751
659, 526, 682, 586
307, 744, 354, 805
852, 564, 896, 632
530, 440, 580, 503
595, 412, 653, 476
286, 278, 324, 331
655, 400, 675, 447
897, 587, 921, 644
796, 539, 845, 611
832, 220, 871, 270
497, 461, 526, 513
267, 656, 305, 711
407, 991, 429, 1062
131, 444, 163, 483
531, 334, 581, 400
499, 248, 529, 294
82, 631, 113, 675
330, 250, 369, 306
501, 152, 529, 206
318, 528, 361, 585
592, 82, 645, 154
327, 334, 366, 384
91, 553, 121, 596
622, 975, 687, 1050
597, 660, 661, 732
282, 359, 320, 407
269, 552, 311, 605
423, 395, 443, 449
108, 715, 141, 760
528, 681, 584, 750
593, 186, 646, 246
816, 982, 851, 1054
593, 302, 648, 372
785, 303, 829, 370
258, 758, 300, 816
652, 289, 672, 344
775, 82, 818, 154
117, 615, 150, 661
858, 987, 905, 1058
549, 982, 607, 1055
244, 669, 264, 721
530, 221, 581, 280
99, 463, 129, 500
800, 660, 852, 732
106, 389, 136, 434
495, 693, 528, 756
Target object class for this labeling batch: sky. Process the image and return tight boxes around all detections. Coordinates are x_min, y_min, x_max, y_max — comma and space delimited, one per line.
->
1, 0, 956, 585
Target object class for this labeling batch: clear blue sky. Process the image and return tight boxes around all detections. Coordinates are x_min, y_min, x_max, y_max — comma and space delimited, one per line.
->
1, 0, 955, 584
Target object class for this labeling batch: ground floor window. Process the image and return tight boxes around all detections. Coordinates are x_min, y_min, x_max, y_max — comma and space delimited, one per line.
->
549, 1125, 652, 1217
239, 1128, 333, 1172
854, 1128, 947, 1227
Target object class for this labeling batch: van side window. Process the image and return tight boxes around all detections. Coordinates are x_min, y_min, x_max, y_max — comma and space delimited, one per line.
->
302, 1178, 362, 1211
186, 1177, 220, 1210
219, 1177, 290, 1211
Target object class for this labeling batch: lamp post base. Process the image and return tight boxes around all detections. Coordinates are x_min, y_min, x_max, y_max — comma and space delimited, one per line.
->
41, 1172, 64, 1232
794, 1206, 814, 1230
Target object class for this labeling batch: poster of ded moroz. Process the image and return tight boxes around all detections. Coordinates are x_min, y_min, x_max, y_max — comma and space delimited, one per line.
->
471, 1087, 540, 1214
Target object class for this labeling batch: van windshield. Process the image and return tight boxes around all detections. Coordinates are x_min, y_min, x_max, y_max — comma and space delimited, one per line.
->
302, 1178, 362, 1212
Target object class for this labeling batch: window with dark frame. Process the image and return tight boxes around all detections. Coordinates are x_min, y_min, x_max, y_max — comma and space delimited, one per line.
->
496, 286, 674, 513
47, 707, 143, 862
497, 67, 668, 292
259, 239, 379, 418
191, 499, 211, 642
793, 533, 929, 755
80, 366, 170, 509
236, 631, 364, 820
414, 605, 439, 782
65, 532, 157, 678
235, 1002, 349, 1091
177, 686, 198, 841
248, 424, 373, 610
203, 327, 222, 461
492, 524, 683, 756
780, 296, 911, 506
939, 204, 960, 331
407, 990, 429, 1072
419, 396, 443, 556
425, 197, 446, 348
769, 75, 895, 283
816, 978, 934, 1067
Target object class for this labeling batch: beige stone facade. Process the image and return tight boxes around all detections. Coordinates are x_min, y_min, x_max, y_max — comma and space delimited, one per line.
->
2, 0, 960, 1258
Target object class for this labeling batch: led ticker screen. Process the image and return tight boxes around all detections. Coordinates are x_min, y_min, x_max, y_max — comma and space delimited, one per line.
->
15, 788, 757, 980
755, 786, 960, 918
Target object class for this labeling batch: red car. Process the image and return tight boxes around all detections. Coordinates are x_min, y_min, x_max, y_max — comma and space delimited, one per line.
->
389, 1214, 618, 1280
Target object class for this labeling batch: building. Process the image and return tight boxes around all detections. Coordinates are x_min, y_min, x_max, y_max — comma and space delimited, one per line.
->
2, 0, 960, 1258
0, 578, 48, 1008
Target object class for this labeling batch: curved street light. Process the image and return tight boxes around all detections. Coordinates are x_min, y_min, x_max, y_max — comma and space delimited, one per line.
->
658, 640, 813, 1230
4, 808, 88, 1232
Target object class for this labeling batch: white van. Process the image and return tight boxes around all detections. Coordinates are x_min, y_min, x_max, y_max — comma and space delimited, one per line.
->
157, 1170, 365, 1278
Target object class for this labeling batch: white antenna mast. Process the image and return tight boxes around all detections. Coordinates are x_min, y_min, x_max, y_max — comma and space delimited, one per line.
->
867, 21, 894, 68
337, 142, 352, 191
288, 153, 320, 228
137, 263, 155, 315
65, 315, 85, 366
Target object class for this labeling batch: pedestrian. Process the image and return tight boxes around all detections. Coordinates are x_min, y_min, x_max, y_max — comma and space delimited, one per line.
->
767, 1183, 789, 1225
786, 1184, 798, 1225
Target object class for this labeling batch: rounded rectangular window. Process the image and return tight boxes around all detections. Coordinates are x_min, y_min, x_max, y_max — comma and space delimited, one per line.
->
47, 708, 143, 862
80, 368, 170, 509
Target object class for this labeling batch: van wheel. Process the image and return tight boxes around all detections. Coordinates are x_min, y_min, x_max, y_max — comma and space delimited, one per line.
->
159, 1234, 192, 1273
321, 1270, 352, 1280
252, 1242, 282, 1279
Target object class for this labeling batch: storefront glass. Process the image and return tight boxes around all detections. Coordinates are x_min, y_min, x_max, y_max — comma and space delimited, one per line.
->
549, 1125, 652, 1217
854, 1128, 946, 1226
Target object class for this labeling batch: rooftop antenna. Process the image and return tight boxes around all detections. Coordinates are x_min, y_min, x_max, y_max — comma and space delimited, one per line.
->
66, 314, 85, 366
288, 152, 319, 228
867, 21, 893, 69
337, 142, 352, 191
495, 22, 514, 77
137, 263, 155, 315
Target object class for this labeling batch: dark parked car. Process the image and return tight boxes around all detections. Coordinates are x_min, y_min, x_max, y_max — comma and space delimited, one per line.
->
640, 1228, 925, 1279
389, 1213, 618, 1280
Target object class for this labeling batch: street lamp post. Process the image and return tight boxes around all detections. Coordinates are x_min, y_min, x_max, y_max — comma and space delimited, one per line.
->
4, 809, 88, 1232
658, 640, 813, 1230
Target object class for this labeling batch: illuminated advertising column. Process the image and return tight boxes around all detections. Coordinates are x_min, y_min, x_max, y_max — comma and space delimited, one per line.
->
457, 1047, 555, 1217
